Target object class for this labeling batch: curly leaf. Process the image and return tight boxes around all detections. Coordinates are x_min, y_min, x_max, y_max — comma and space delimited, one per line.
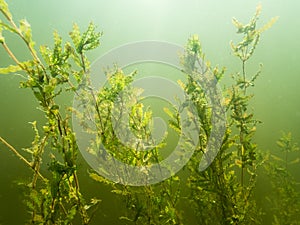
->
69, 23, 81, 51
232, 18, 244, 33
0, 22, 16, 33
259, 16, 279, 33
0, 64, 22, 74
70, 22, 101, 54
19, 19, 34, 46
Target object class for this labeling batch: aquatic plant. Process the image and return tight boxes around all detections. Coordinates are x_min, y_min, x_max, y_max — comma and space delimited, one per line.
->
168, 4, 278, 224
0, 0, 101, 223
264, 132, 300, 225
75, 66, 183, 224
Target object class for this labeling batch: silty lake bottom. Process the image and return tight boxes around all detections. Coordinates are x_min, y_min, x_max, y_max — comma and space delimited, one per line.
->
0, 0, 300, 224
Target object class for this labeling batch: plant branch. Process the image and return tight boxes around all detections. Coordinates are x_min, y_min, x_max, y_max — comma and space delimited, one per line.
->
0, 136, 46, 181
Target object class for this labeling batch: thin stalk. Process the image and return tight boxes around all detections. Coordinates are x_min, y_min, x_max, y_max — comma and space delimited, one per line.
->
285, 148, 288, 171
1, 42, 27, 71
0, 136, 46, 181
2, 10, 47, 73
242, 60, 246, 94
80, 53, 103, 132
240, 59, 247, 190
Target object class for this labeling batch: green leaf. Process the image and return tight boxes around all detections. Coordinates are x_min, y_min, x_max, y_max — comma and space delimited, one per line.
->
70, 22, 101, 54
53, 30, 62, 58
0, 20, 4, 43
69, 23, 81, 51
0, 0, 12, 20
19, 19, 33, 45
289, 158, 300, 165
0, 34, 4, 43
172, 176, 180, 181
270, 154, 284, 162
65, 205, 77, 224
259, 16, 279, 33
84, 198, 101, 210
89, 172, 112, 185
0, 64, 22, 74
0, 20, 17, 33
232, 18, 244, 33
119, 216, 133, 222
33, 91, 44, 102
111, 189, 130, 196
81, 22, 101, 51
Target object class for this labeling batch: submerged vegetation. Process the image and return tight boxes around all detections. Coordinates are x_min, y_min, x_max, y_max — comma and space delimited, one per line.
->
0, 1, 299, 224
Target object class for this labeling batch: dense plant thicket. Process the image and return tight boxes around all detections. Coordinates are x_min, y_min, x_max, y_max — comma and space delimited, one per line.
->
1, 1, 299, 224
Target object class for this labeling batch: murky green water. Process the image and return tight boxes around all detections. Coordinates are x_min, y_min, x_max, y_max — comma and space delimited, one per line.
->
1, 0, 299, 224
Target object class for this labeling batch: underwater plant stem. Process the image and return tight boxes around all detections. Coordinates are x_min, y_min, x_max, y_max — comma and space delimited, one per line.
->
31, 134, 49, 188
0, 136, 30, 166
55, 113, 90, 223
3, 12, 47, 73
1, 42, 25, 70
73, 170, 89, 223
0, 136, 46, 181
240, 137, 245, 189
240, 59, 247, 190
285, 148, 288, 171
242, 60, 246, 94
80, 52, 104, 132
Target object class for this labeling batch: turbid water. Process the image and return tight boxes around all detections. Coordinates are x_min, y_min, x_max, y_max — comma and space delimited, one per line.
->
0, 0, 299, 224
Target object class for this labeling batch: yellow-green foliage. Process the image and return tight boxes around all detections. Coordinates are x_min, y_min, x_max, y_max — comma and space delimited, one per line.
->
1, 1, 299, 225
